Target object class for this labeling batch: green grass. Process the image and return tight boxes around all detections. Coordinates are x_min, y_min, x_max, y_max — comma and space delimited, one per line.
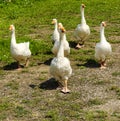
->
0, 0, 119, 120
110, 85, 120, 99
0, 0, 119, 64
112, 72, 120, 76
5, 80, 19, 90
88, 98, 104, 106
14, 106, 30, 118
85, 110, 108, 121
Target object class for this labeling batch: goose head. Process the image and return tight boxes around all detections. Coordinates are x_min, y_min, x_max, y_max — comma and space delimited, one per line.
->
58, 23, 63, 32
58, 23, 66, 33
58, 23, 63, 28
52, 19, 57, 24
9, 25, 15, 31
81, 4, 85, 9
101, 21, 106, 27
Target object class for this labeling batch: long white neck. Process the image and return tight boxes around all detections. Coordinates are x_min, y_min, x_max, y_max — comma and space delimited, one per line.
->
54, 21, 58, 31
11, 30, 16, 46
57, 32, 65, 58
100, 26, 106, 42
81, 7, 86, 24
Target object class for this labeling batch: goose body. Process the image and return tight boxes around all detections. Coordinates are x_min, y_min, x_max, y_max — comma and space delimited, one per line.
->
10, 25, 31, 68
74, 4, 90, 49
52, 23, 70, 56
50, 26, 72, 93
95, 22, 112, 69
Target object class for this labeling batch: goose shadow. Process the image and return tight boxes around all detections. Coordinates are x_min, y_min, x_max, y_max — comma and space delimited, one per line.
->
69, 41, 77, 49
77, 59, 100, 68
44, 58, 53, 66
3, 62, 24, 70
39, 78, 59, 90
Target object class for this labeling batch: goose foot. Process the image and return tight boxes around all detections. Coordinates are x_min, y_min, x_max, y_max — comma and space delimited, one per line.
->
16, 67, 22, 71
61, 80, 70, 94
61, 87, 70, 94
16, 61, 22, 70
100, 61, 106, 69
103, 63, 106, 66
75, 43, 84, 49
100, 66, 106, 69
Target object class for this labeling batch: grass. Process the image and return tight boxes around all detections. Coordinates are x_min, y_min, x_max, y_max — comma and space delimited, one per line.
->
110, 85, 120, 99
0, 0, 119, 121
112, 71, 120, 76
87, 98, 104, 106
5, 80, 19, 90
85, 110, 108, 121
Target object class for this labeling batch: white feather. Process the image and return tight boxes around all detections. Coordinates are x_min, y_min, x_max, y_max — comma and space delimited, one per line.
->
50, 28, 72, 82
95, 22, 112, 62
10, 25, 31, 62
74, 4, 90, 44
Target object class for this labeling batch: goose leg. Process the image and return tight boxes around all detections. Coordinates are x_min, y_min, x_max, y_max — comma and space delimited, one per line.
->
100, 60, 106, 69
25, 58, 29, 67
61, 80, 70, 93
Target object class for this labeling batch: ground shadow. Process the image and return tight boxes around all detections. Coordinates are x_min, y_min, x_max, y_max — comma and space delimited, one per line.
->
29, 84, 37, 89
77, 59, 100, 68
3, 62, 24, 70
69, 41, 77, 49
44, 58, 53, 65
39, 78, 59, 90
37, 62, 44, 65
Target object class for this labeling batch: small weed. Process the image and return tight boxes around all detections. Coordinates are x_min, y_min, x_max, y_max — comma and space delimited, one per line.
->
0, 69, 5, 75
112, 111, 120, 118
14, 106, 30, 118
0, 102, 10, 112
85, 110, 108, 121
45, 110, 60, 121
39, 76, 46, 81
88, 98, 104, 106
112, 72, 120, 76
0, 113, 7, 120
94, 79, 109, 85
5, 80, 19, 90
41, 71, 48, 74
20, 68, 29, 73
110, 85, 120, 98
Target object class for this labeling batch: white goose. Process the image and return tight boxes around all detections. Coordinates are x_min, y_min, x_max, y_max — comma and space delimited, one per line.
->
74, 4, 90, 49
52, 23, 70, 56
95, 22, 112, 69
9, 25, 31, 69
50, 26, 72, 93
51, 18, 59, 43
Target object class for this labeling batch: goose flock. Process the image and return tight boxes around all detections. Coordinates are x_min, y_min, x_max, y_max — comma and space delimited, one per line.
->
9, 4, 112, 93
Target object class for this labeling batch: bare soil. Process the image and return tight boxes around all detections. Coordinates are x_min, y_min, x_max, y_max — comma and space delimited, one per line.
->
0, 43, 120, 120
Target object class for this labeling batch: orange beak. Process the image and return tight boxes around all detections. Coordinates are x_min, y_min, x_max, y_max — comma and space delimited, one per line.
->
61, 27, 66, 32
